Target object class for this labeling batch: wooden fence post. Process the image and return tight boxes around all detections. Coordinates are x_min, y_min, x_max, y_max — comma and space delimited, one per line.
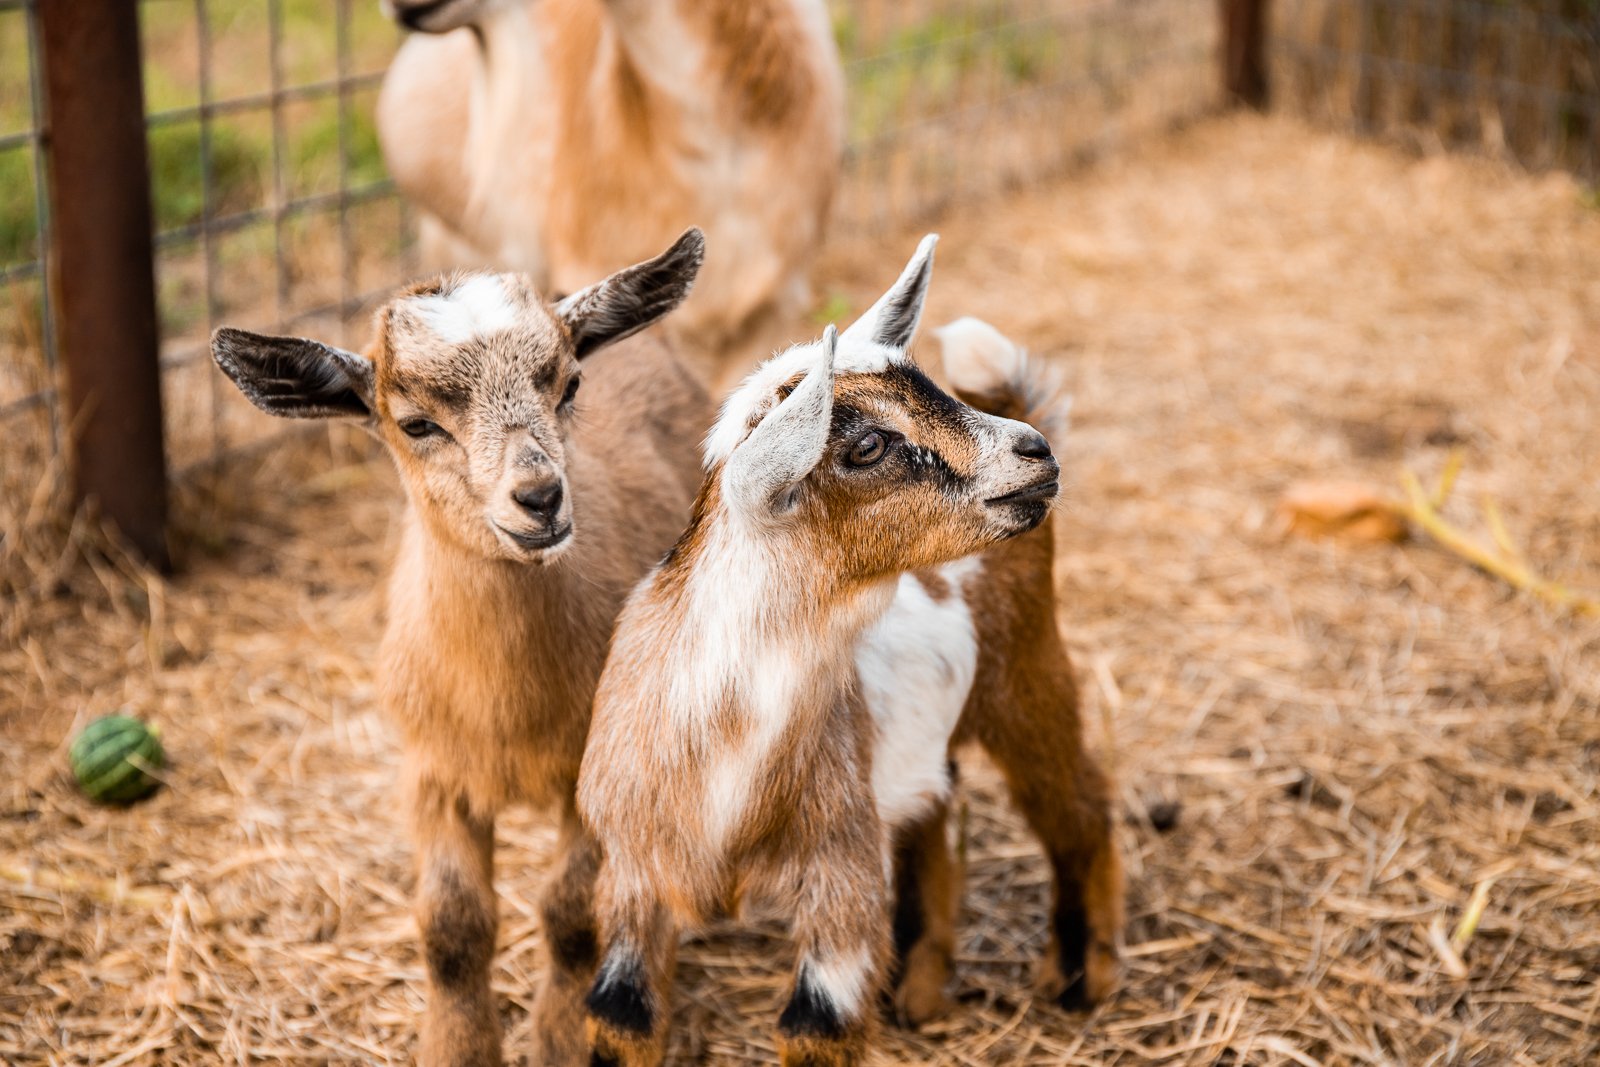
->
37, 1, 169, 569
1221, 0, 1270, 109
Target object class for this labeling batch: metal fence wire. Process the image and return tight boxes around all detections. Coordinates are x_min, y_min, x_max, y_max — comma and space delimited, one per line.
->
1273, 0, 1600, 177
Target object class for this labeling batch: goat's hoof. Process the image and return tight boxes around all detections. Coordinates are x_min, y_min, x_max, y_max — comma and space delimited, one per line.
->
892, 973, 956, 1028
1035, 940, 1118, 1013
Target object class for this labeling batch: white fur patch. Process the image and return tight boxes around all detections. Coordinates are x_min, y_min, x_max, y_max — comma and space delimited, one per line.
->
699, 640, 810, 849
409, 274, 519, 345
857, 557, 982, 827
702, 337, 904, 468
807, 947, 874, 1020
672, 517, 896, 854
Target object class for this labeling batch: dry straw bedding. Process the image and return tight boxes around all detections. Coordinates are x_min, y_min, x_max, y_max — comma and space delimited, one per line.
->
4, 115, 1599, 1065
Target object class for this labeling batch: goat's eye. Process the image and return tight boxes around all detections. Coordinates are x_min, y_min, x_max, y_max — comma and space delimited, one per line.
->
400, 418, 444, 439
559, 376, 581, 409
846, 430, 889, 468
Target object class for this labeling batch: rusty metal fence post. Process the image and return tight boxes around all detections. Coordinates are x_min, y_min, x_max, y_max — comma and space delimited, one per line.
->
37, 1, 169, 568
1221, 0, 1269, 109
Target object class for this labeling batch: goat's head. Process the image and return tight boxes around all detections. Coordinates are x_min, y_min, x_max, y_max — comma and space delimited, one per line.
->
381, 0, 499, 35
702, 234, 1058, 582
212, 228, 705, 563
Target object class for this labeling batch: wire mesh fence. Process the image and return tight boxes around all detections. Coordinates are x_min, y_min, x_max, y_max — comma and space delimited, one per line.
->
831, 0, 1218, 230
2, 0, 1220, 528
1272, 0, 1600, 177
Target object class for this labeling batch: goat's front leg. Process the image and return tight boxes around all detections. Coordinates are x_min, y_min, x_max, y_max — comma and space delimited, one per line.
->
531, 803, 602, 1067
777, 819, 890, 1066
586, 875, 676, 1067
414, 784, 501, 1067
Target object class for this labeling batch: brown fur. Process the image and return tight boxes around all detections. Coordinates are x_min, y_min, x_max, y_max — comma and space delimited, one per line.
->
379, 334, 709, 1067
379, 0, 844, 380
888, 375, 1125, 1021
578, 325, 1065, 1065
211, 249, 714, 1067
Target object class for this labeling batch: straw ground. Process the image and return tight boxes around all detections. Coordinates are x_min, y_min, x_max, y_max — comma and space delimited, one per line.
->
4, 114, 1599, 1065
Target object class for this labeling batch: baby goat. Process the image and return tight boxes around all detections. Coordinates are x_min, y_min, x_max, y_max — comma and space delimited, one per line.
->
211, 231, 710, 1067
577, 237, 1074, 1066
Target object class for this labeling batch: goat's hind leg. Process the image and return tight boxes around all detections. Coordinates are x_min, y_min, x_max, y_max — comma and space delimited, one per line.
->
967, 670, 1124, 1011
888, 796, 960, 1026
414, 785, 502, 1067
587, 882, 676, 1067
532, 805, 602, 1067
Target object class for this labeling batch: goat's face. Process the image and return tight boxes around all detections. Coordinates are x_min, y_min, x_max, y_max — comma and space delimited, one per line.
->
706, 234, 1059, 583
212, 229, 705, 564
370, 275, 586, 561
382, 0, 501, 35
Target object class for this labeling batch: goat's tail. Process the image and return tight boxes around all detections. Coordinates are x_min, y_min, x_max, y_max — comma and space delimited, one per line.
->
932, 317, 1071, 447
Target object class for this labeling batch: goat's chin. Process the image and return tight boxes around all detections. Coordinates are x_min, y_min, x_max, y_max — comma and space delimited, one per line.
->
985, 501, 1050, 541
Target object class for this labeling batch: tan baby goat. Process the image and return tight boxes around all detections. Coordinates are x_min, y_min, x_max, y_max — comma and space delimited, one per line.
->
212, 231, 712, 1067
577, 237, 1115, 1067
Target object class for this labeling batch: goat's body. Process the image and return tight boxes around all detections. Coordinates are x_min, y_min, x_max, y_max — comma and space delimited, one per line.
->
381, 333, 711, 1067
382, 336, 706, 815
580, 479, 895, 1066
581, 501, 894, 916
378, 0, 843, 377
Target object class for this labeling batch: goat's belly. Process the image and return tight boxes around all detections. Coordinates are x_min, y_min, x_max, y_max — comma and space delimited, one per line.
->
857, 560, 982, 829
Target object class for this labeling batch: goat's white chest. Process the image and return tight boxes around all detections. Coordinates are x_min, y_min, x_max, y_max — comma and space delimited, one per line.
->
698, 645, 810, 851
856, 559, 982, 828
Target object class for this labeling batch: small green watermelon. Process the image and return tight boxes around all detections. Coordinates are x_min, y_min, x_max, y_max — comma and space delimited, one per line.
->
70, 714, 165, 804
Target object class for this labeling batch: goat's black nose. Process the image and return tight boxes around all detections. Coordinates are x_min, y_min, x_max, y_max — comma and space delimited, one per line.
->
513, 481, 563, 518
1013, 431, 1052, 460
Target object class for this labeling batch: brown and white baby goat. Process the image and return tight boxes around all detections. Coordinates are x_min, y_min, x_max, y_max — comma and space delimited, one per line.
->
211, 231, 711, 1067
576, 237, 1091, 1066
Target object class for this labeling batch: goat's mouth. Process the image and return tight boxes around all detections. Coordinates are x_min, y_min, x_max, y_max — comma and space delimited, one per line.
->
985, 478, 1059, 507
493, 520, 573, 553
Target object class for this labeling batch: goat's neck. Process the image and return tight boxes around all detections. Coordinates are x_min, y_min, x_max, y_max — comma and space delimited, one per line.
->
402, 507, 613, 663
661, 511, 896, 726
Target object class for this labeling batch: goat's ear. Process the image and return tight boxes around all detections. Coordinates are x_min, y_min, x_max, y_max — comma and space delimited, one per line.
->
212, 327, 375, 420
840, 233, 937, 350
723, 326, 837, 517
554, 227, 705, 359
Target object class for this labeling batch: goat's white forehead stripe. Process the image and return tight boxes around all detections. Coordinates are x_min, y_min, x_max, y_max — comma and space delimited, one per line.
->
408, 275, 518, 345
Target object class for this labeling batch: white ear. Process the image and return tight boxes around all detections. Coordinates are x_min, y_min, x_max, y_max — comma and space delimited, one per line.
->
840, 233, 938, 349
722, 325, 838, 516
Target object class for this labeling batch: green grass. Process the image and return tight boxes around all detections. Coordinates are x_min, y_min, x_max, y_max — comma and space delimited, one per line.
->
0, 148, 39, 268
0, 0, 392, 271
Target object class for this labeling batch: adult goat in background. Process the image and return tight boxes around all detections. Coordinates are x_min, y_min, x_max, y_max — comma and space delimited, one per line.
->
378, 0, 844, 383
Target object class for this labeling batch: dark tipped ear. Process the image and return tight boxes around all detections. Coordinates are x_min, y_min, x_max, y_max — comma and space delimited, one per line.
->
554, 228, 705, 359
211, 327, 375, 419
841, 233, 938, 350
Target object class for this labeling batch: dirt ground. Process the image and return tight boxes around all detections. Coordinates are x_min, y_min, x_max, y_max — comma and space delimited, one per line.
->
4, 114, 1599, 1065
